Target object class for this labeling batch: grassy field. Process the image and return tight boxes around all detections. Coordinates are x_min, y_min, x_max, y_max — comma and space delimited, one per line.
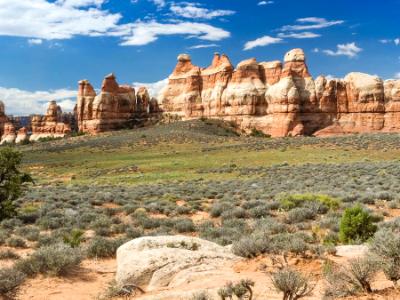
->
19, 119, 400, 185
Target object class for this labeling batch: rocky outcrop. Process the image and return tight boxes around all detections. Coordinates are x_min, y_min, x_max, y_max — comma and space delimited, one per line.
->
159, 49, 400, 137
76, 74, 157, 133
0, 122, 16, 144
116, 236, 240, 292
30, 101, 71, 141
15, 127, 28, 144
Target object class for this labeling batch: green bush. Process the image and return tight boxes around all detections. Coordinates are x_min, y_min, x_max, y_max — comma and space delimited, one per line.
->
63, 228, 85, 248
86, 237, 125, 258
271, 267, 315, 300
16, 243, 82, 276
278, 194, 340, 211
339, 205, 377, 244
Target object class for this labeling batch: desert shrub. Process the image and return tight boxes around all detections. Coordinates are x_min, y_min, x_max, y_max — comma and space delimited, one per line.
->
87, 237, 125, 258
370, 228, 400, 285
174, 218, 195, 233
339, 205, 377, 244
6, 236, 27, 248
323, 231, 339, 246
16, 243, 82, 276
91, 217, 113, 236
0, 249, 20, 260
278, 194, 340, 211
0, 267, 26, 295
125, 227, 143, 239
190, 291, 213, 300
286, 207, 316, 224
16, 226, 40, 241
324, 257, 379, 297
210, 202, 233, 218
17, 204, 41, 223
271, 267, 315, 300
218, 279, 255, 300
63, 228, 85, 248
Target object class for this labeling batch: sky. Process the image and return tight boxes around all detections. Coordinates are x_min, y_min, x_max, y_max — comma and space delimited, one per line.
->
0, 0, 399, 115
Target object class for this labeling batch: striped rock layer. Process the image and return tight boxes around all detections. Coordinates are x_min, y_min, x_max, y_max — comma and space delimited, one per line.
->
159, 49, 400, 137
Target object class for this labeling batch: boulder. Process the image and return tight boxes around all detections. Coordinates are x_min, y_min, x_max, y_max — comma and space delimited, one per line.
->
116, 236, 240, 291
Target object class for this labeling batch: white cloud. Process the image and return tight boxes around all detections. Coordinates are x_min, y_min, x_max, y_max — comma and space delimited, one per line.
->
189, 43, 219, 49
379, 38, 400, 46
133, 78, 168, 98
323, 42, 362, 58
119, 20, 230, 46
149, 0, 166, 8
0, 0, 122, 40
55, 0, 105, 7
28, 39, 43, 45
0, 0, 232, 46
170, 3, 235, 19
395, 72, 400, 79
280, 17, 344, 31
313, 48, 320, 53
258, 1, 274, 6
0, 87, 77, 116
244, 35, 282, 51
277, 32, 320, 39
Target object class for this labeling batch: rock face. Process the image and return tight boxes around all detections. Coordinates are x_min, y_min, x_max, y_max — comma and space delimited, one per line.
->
15, 127, 28, 144
30, 101, 71, 141
76, 74, 157, 133
116, 236, 240, 292
159, 49, 400, 137
0, 122, 16, 144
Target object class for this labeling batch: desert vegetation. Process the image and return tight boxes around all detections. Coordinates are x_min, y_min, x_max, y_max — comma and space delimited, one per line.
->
1, 120, 400, 299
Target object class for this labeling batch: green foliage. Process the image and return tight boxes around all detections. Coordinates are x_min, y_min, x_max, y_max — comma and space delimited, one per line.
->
249, 128, 271, 138
339, 205, 377, 244
278, 194, 341, 211
63, 228, 85, 248
87, 237, 125, 258
0, 147, 33, 221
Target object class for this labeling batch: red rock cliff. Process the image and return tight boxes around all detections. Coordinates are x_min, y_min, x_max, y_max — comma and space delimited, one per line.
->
159, 49, 400, 137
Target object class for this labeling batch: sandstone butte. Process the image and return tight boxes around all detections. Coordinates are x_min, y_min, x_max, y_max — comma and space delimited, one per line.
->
76, 73, 159, 134
158, 48, 400, 137
0, 100, 72, 144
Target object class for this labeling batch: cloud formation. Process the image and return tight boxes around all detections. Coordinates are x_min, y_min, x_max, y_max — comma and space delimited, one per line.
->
170, 3, 235, 19
119, 20, 230, 46
0, 0, 231, 46
323, 42, 362, 58
244, 35, 283, 51
0, 86, 77, 116
258, 1, 274, 6
277, 32, 321, 39
188, 44, 219, 49
279, 17, 344, 31
132, 78, 168, 98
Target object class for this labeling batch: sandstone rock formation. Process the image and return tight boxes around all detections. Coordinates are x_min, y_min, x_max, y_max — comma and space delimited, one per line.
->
15, 127, 28, 144
76, 74, 156, 133
30, 101, 71, 141
159, 49, 400, 137
116, 236, 240, 292
0, 122, 16, 144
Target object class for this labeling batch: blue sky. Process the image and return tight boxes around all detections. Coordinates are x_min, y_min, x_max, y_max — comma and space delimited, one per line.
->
0, 0, 399, 115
